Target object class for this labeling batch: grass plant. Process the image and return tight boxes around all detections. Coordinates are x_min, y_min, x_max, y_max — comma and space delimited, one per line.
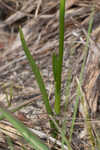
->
0, 1, 99, 150
0, 0, 66, 149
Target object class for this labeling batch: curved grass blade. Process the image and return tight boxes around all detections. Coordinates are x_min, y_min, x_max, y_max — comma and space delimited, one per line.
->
19, 27, 53, 116
0, 106, 50, 150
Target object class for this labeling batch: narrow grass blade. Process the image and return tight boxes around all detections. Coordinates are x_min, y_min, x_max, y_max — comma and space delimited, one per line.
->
54, 0, 65, 114
52, 53, 58, 82
19, 27, 53, 116
0, 107, 50, 150
49, 115, 72, 150
80, 7, 94, 82
69, 7, 95, 142
76, 77, 95, 149
69, 84, 80, 142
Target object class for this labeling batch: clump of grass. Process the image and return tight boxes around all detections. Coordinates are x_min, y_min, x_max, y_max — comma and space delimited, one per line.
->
19, 0, 66, 135
0, 1, 99, 150
0, 0, 67, 149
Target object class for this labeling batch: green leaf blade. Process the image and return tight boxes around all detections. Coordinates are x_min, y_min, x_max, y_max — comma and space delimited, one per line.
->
0, 107, 50, 150
19, 27, 53, 116
54, 0, 65, 115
